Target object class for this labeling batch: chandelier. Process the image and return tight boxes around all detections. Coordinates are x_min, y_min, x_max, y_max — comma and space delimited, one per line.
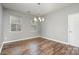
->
33, 16, 45, 22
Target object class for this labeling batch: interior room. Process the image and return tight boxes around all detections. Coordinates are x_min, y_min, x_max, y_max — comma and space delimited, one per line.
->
0, 3, 79, 55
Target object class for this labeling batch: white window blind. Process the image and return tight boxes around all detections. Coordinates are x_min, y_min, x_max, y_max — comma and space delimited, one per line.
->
10, 15, 22, 32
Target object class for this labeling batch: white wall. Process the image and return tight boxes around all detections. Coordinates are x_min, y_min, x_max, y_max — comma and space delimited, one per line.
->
0, 4, 3, 52
3, 8, 38, 42
41, 4, 79, 42
3, 4, 79, 44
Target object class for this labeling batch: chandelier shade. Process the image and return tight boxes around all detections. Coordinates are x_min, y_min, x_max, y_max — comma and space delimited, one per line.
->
33, 16, 45, 22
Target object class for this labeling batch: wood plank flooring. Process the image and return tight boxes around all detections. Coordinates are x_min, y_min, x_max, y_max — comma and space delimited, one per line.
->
1, 37, 79, 55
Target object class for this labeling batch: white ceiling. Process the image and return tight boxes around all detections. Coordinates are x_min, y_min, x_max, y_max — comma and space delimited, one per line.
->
2, 3, 71, 16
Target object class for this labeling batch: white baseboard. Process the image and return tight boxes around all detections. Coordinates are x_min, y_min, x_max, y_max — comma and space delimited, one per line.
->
41, 36, 79, 47
42, 37, 79, 47
0, 36, 41, 53
41, 36, 70, 45
3, 36, 77, 48
3, 36, 41, 44
0, 43, 4, 53
42, 37, 74, 46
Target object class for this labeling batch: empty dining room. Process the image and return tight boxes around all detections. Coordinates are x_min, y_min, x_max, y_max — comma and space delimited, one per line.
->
0, 3, 79, 55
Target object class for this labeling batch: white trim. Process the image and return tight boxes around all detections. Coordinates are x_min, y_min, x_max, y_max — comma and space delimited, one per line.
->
3, 36, 41, 44
42, 37, 79, 47
0, 43, 4, 53
3, 36, 78, 48
41, 36, 72, 46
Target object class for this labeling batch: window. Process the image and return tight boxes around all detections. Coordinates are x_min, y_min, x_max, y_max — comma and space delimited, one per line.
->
10, 15, 22, 32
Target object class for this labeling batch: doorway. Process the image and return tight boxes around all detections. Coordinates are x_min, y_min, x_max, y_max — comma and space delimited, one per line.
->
68, 13, 79, 47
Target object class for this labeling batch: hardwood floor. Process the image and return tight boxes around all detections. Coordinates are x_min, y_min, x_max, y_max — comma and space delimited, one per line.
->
1, 37, 79, 55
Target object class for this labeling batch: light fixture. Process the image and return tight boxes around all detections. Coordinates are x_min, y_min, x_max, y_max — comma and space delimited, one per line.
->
33, 16, 45, 22
38, 17, 41, 22
33, 3, 45, 23
34, 17, 38, 22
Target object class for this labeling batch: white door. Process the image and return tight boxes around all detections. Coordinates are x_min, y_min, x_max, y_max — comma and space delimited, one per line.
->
68, 13, 79, 47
